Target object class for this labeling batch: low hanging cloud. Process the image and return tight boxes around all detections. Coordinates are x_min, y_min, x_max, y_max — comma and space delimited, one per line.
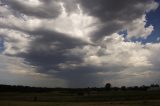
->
0, 54, 66, 87
0, 0, 160, 87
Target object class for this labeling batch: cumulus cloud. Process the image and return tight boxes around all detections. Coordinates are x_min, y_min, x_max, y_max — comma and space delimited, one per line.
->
56, 33, 160, 87
127, 15, 154, 39
0, 0, 160, 87
0, 29, 31, 55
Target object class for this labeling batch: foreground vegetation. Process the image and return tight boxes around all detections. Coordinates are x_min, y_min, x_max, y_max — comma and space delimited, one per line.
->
0, 100, 160, 106
0, 90, 160, 106
0, 84, 160, 106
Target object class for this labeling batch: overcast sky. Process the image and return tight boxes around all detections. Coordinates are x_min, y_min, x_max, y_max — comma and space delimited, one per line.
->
0, 0, 160, 88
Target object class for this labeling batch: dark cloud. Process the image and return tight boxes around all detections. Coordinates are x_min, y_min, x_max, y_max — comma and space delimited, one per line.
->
56, 68, 104, 87
1, 0, 61, 18
78, 0, 157, 41
54, 64, 126, 87
16, 28, 128, 87
79, 0, 151, 21
20, 29, 87, 72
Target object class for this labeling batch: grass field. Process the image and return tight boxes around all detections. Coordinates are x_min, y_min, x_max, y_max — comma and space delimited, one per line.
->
0, 100, 160, 106
0, 90, 160, 106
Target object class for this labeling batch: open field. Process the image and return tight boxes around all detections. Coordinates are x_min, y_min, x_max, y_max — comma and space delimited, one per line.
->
0, 91, 160, 102
0, 90, 160, 106
0, 100, 160, 106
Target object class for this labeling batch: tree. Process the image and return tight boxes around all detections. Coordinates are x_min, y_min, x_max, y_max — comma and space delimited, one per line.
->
121, 86, 126, 91
150, 84, 159, 88
105, 83, 111, 90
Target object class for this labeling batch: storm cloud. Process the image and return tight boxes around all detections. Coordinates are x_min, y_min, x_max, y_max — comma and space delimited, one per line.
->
0, 0, 160, 87
78, 0, 158, 40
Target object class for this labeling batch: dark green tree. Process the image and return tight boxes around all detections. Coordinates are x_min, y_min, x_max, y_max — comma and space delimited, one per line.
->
105, 83, 111, 90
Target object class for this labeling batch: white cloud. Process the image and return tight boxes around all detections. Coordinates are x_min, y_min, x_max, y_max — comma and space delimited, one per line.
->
0, 29, 31, 55
157, 37, 160, 41
126, 15, 154, 39
65, 33, 160, 86
42, 3, 98, 42
68, 33, 152, 68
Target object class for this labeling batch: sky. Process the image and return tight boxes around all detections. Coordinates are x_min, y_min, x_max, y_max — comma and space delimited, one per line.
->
0, 0, 160, 88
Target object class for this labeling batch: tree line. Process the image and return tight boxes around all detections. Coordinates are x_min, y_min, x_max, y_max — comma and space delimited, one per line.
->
105, 83, 160, 91
0, 83, 159, 92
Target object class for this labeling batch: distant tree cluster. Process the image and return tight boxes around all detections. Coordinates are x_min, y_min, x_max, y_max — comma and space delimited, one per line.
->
0, 84, 53, 92
105, 83, 111, 90
104, 83, 160, 91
